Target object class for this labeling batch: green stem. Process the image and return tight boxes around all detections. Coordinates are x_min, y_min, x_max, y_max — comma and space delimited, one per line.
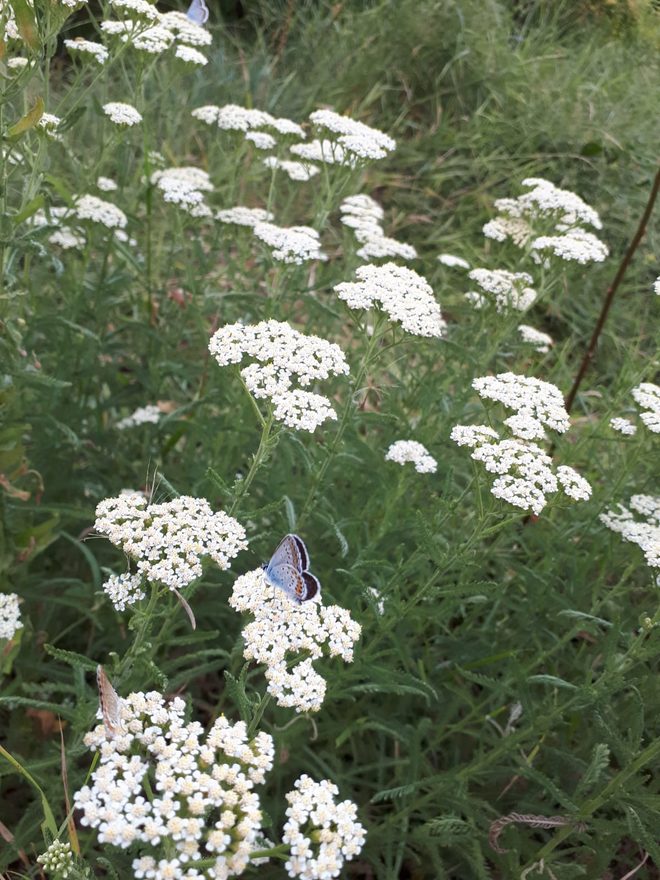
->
247, 692, 271, 738
229, 412, 276, 516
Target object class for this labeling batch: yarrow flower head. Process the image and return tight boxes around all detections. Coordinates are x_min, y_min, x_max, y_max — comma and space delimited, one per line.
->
97, 176, 118, 192
151, 167, 213, 218
451, 373, 590, 515
340, 194, 416, 262
102, 572, 146, 612
0, 593, 22, 640
483, 177, 608, 264
209, 320, 349, 432
518, 324, 554, 354
385, 440, 437, 474
229, 569, 361, 713
466, 269, 536, 313
94, 493, 247, 592
37, 840, 74, 879
74, 689, 274, 879
610, 417, 637, 436
437, 253, 470, 269
74, 194, 127, 229
192, 104, 305, 138
216, 206, 274, 227
64, 38, 109, 63
252, 222, 327, 264
472, 372, 571, 438
334, 263, 446, 338
282, 775, 366, 879
103, 102, 143, 126
600, 495, 660, 571
116, 404, 162, 429
307, 107, 396, 162
262, 157, 320, 181
632, 382, 660, 433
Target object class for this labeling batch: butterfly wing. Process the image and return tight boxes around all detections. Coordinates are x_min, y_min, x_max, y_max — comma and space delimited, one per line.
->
265, 562, 304, 602
186, 0, 209, 24
97, 665, 122, 736
300, 570, 321, 601
291, 534, 310, 571
267, 534, 304, 573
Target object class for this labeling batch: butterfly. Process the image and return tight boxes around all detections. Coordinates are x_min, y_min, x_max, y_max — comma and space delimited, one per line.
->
186, 0, 209, 25
96, 665, 123, 737
262, 534, 321, 603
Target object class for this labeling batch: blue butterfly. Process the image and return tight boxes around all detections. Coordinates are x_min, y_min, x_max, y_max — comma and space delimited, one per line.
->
186, 0, 209, 25
262, 534, 321, 603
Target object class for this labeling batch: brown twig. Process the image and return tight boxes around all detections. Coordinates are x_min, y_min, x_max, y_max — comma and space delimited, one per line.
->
565, 163, 660, 414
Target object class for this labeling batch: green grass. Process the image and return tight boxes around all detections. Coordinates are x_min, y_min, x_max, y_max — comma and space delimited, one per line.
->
1, 1, 660, 878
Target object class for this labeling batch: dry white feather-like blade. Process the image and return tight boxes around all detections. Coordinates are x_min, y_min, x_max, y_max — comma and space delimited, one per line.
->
97, 665, 122, 736
173, 587, 197, 630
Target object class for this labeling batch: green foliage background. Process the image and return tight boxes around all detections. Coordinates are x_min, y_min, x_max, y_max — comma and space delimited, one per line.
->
1, 1, 659, 878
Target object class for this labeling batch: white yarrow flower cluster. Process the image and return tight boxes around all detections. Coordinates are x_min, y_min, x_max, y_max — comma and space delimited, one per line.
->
97, 176, 118, 192
305, 107, 396, 162
632, 382, 660, 433
37, 841, 74, 879
466, 269, 537, 313
117, 404, 162, 429
38, 113, 63, 140
437, 253, 470, 269
451, 373, 590, 515
654, 276, 660, 296
64, 38, 109, 63
175, 44, 207, 65
103, 4, 211, 60
151, 167, 213, 218
192, 104, 305, 140
282, 775, 366, 880
74, 691, 274, 879
385, 440, 437, 474
244, 131, 276, 150
252, 222, 326, 264
102, 572, 146, 612
600, 495, 660, 570
340, 194, 417, 261
518, 324, 554, 353
610, 417, 637, 436
74, 194, 128, 229
473, 372, 570, 438
94, 493, 247, 592
103, 102, 143, 126
216, 206, 274, 227
483, 177, 608, 264
262, 157, 320, 181
334, 263, 446, 338
209, 320, 349, 432
0, 593, 23, 640
229, 569, 361, 713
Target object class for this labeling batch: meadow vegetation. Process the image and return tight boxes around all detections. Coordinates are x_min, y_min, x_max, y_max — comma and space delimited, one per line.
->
1, 1, 659, 878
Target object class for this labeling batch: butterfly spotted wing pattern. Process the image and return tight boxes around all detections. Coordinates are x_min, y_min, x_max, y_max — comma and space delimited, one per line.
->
97, 665, 123, 736
264, 534, 321, 603
186, 0, 209, 25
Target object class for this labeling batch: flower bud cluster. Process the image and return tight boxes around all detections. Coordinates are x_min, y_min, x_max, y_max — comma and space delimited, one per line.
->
37, 840, 74, 879
94, 493, 247, 592
229, 569, 361, 713
74, 690, 274, 880
282, 775, 366, 879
